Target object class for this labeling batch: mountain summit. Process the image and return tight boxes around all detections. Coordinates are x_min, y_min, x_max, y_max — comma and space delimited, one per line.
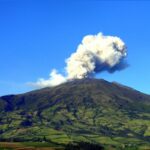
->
0, 79, 150, 148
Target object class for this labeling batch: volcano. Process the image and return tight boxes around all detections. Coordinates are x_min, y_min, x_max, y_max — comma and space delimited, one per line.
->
0, 79, 150, 149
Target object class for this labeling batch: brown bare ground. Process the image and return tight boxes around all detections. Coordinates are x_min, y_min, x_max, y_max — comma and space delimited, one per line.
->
0, 142, 22, 148
16, 148, 55, 150
0, 142, 56, 150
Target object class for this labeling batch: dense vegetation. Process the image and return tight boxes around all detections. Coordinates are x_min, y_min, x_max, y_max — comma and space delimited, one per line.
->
0, 79, 150, 149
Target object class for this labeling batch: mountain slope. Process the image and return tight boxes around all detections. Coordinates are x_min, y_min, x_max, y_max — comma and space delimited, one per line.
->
0, 79, 150, 149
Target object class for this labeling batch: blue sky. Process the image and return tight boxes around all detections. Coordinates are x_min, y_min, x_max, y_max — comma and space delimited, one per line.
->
0, 0, 150, 95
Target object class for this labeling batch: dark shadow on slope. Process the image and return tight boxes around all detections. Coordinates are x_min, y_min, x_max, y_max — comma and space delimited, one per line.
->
64, 142, 104, 150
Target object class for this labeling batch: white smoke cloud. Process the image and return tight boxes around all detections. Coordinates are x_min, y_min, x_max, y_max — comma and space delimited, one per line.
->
28, 69, 67, 88
30, 33, 127, 88
66, 33, 127, 79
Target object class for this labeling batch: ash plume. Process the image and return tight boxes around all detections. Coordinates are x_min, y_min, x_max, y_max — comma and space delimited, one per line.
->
30, 33, 127, 88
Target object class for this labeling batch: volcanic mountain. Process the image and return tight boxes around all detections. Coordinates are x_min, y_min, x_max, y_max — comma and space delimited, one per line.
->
0, 79, 150, 149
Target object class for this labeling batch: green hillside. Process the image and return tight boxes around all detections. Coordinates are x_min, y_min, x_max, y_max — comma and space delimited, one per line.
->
0, 79, 150, 149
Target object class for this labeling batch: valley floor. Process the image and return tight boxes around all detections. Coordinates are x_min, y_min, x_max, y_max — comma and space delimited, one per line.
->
0, 141, 150, 150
